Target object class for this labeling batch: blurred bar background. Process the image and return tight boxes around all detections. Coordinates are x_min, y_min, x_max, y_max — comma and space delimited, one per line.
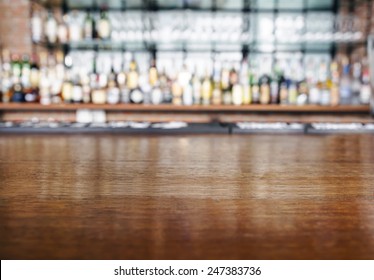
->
0, 0, 374, 133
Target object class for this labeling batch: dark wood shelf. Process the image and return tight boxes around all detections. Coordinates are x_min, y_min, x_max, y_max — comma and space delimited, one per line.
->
0, 103, 370, 113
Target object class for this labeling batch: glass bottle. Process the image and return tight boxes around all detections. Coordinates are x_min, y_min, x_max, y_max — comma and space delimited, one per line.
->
97, 9, 111, 40
221, 65, 231, 105
360, 59, 371, 105
339, 58, 352, 105
212, 62, 222, 105
31, 11, 42, 43
45, 10, 57, 44
128, 58, 143, 104
201, 68, 212, 105
192, 69, 201, 105
84, 10, 94, 40
107, 65, 120, 104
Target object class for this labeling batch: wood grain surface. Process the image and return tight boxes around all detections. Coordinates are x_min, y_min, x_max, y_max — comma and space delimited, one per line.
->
0, 103, 370, 112
0, 134, 373, 259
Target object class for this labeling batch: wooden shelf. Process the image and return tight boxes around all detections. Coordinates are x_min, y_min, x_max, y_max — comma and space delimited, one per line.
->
0, 103, 370, 113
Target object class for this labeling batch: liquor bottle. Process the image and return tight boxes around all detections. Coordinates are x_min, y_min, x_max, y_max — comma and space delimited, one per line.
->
107, 65, 120, 104
179, 65, 193, 106
297, 80, 308, 105
259, 73, 271, 105
11, 54, 22, 80
351, 61, 362, 105
90, 56, 105, 104
25, 54, 39, 102
360, 60, 371, 104
192, 70, 201, 105
212, 62, 222, 105
47, 54, 61, 104
81, 72, 91, 103
221, 65, 231, 105
116, 54, 129, 103
139, 70, 151, 104
10, 81, 25, 103
1, 71, 12, 103
1, 50, 12, 103
270, 68, 281, 104
330, 61, 340, 106
149, 59, 163, 105
231, 65, 243, 106
240, 60, 251, 105
183, 78, 194, 106
61, 69, 73, 103
72, 75, 83, 103
38, 52, 52, 105
318, 60, 330, 106
201, 68, 212, 105
127, 58, 143, 104
20, 54, 31, 90
97, 9, 111, 40
339, 58, 352, 105
127, 58, 139, 90
57, 14, 69, 44
279, 79, 288, 104
149, 59, 158, 88
0, 55, 2, 102
31, 11, 42, 43
250, 72, 260, 104
304, 58, 317, 105
259, 57, 271, 105
171, 70, 183, 105
69, 11, 82, 42
84, 10, 94, 40
117, 55, 126, 88
91, 77, 107, 104
21, 55, 37, 103
160, 67, 172, 103
287, 80, 298, 105
45, 10, 57, 44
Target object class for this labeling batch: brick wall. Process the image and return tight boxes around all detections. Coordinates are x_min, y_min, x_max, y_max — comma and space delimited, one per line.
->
0, 0, 32, 55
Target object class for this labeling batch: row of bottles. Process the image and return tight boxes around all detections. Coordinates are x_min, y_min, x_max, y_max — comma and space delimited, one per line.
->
0, 50, 372, 106
32, 9, 111, 44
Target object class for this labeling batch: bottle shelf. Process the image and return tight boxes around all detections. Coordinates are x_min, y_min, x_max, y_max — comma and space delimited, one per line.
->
0, 103, 370, 113
33, 40, 367, 54
32, 0, 336, 12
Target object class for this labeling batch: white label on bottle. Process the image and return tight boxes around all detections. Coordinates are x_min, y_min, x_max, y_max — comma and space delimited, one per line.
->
58, 24, 68, 43
92, 89, 106, 104
69, 23, 81, 42
193, 81, 201, 104
232, 84, 243, 105
98, 20, 111, 39
320, 89, 330, 106
62, 82, 72, 101
46, 18, 57, 43
51, 80, 62, 95
72, 85, 83, 102
107, 87, 120, 104
130, 89, 144, 104
183, 85, 193, 106
252, 85, 259, 103
84, 22, 93, 39
360, 85, 371, 104
121, 88, 130, 103
32, 16, 42, 42
151, 88, 163, 105
309, 87, 320, 104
